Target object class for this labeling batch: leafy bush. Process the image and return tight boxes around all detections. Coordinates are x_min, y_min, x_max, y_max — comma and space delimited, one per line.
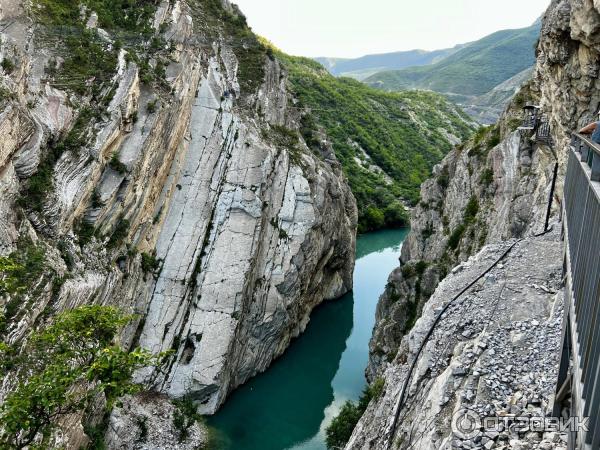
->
480, 168, 494, 187
173, 397, 203, 443
464, 196, 479, 223
109, 153, 128, 174
326, 379, 386, 449
76, 220, 97, 247
447, 224, 466, 250
0, 306, 167, 449
146, 99, 159, 114
0, 240, 47, 331
108, 219, 130, 249
1, 58, 15, 74
18, 107, 95, 212
437, 165, 450, 190
141, 252, 160, 275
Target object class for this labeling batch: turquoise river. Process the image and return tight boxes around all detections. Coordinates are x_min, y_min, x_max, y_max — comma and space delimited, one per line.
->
208, 228, 409, 450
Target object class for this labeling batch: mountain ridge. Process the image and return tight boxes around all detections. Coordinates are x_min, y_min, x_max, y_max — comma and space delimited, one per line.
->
365, 22, 540, 96
314, 45, 463, 80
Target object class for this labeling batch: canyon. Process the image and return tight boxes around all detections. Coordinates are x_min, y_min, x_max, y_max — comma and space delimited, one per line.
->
1, 0, 598, 449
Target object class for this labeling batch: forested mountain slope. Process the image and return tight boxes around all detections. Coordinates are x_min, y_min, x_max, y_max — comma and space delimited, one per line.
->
279, 54, 477, 232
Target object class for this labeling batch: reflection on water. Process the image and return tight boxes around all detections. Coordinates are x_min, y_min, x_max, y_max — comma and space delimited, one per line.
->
208, 228, 409, 450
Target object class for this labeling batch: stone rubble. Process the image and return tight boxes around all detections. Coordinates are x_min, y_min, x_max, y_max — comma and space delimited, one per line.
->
348, 229, 567, 450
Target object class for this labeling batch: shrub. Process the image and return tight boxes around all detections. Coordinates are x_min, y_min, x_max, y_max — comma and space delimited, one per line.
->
1, 58, 15, 74
18, 107, 95, 212
109, 153, 128, 174
91, 190, 105, 208
325, 379, 385, 449
147, 99, 158, 113
325, 401, 363, 449
362, 206, 385, 232
141, 252, 160, 274
447, 223, 466, 250
108, 219, 130, 248
415, 260, 428, 276
437, 165, 450, 190
172, 397, 202, 443
488, 127, 501, 149
464, 196, 479, 223
480, 168, 494, 187
383, 202, 408, 228
0, 240, 46, 329
76, 220, 96, 247
0, 306, 167, 449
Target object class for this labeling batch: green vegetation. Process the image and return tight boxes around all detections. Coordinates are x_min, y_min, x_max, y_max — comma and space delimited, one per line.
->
447, 195, 480, 251
141, 252, 160, 275
76, 220, 97, 246
315, 47, 460, 79
326, 378, 386, 449
18, 107, 97, 212
467, 124, 501, 158
173, 397, 203, 443
190, 0, 270, 94
464, 196, 480, 222
146, 99, 159, 114
480, 168, 495, 187
108, 218, 130, 249
1, 58, 15, 74
0, 86, 14, 102
366, 22, 540, 96
277, 52, 475, 232
0, 306, 167, 449
109, 153, 128, 174
33, 0, 165, 94
0, 240, 47, 333
447, 224, 466, 250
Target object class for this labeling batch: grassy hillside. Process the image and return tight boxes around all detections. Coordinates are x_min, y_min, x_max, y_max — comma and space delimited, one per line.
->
365, 22, 540, 96
277, 54, 476, 232
314, 47, 460, 80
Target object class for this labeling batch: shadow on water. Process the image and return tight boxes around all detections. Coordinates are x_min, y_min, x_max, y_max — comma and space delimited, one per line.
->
208, 294, 354, 450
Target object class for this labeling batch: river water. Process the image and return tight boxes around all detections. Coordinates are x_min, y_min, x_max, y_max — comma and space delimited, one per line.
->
208, 228, 409, 450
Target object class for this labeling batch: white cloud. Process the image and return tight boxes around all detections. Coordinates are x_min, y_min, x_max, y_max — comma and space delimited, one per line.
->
231, 0, 550, 58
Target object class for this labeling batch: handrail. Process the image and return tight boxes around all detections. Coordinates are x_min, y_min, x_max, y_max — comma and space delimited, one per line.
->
571, 132, 600, 156
571, 133, 600, 182
555, 133, 600, 448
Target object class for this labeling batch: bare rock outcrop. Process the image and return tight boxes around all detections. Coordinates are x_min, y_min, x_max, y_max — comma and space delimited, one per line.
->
350, 230, 566, 449
0, 0, 356, 445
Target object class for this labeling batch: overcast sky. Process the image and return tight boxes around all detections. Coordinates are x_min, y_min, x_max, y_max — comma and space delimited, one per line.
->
231, 0, 550, 58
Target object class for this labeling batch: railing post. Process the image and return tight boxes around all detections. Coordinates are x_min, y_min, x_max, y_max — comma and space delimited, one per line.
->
592, 152, 600, 182
581, 144, 590, 162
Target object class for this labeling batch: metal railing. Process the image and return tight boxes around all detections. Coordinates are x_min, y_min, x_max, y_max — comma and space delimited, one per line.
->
555, 133, 600, 450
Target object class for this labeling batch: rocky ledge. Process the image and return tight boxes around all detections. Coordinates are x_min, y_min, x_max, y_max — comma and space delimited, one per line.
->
349, 228, 565, 449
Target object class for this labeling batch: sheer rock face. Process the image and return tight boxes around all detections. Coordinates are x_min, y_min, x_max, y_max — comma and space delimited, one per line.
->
357, 0, 600, 447
0, 0, 356, 439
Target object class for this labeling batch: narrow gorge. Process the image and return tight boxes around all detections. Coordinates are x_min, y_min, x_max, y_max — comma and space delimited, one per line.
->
2, 0, 596, 449
0, 0, 475, 448
347, 0, 600, 448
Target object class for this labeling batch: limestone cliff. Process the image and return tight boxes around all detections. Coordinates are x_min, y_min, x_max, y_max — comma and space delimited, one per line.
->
0, 0, 356, 445
367, 83, 556, 380
353, 0, 600, 447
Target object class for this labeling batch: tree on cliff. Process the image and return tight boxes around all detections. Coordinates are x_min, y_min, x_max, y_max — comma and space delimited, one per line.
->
0, 306, 168, 449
